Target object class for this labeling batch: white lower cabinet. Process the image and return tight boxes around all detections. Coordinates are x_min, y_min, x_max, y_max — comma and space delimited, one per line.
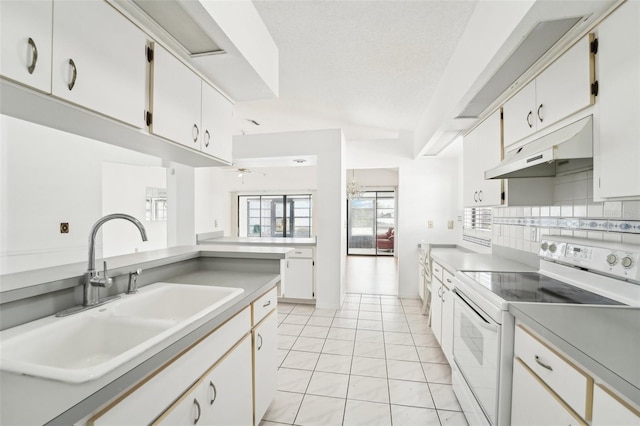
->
429, 262, 455, 364
156, 337, 253, 426
253, 312, 277, 424
281, 248, 314, 299
592, 384, 640, 426
511, 358, 585, 426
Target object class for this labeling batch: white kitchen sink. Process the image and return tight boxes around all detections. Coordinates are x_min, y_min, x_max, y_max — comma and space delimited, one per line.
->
0, 283, 244, 383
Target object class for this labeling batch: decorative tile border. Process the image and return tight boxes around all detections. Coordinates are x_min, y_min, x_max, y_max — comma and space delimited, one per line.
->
492, 217, 640, 234
462, 234, 491, 247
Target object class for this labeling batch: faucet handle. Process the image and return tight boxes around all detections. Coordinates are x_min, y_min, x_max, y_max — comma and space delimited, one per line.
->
127, 268, 142, 294
90, 261, 112, 287
103, 261, 113, 287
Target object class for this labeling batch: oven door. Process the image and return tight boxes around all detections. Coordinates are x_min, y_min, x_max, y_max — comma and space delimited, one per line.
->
453, 289, 501, 425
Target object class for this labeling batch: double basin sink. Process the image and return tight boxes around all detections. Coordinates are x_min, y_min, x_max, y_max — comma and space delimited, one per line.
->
0, 283, 244, 383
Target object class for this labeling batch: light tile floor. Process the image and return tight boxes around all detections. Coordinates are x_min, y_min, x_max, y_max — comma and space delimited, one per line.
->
260, 294, 468, 426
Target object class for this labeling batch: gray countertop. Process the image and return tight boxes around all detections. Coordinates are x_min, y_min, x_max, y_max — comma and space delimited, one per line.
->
0, 244, 292, 302
198, 236, 317, 246
430, 248, 537, 273
509, 303, 640, 406
0, 249, 286, 425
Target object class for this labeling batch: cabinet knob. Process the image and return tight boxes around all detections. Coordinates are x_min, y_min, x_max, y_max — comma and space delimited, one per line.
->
27, 38, 38, 74
534, 355, 553, 371
257, 332, 263, 350
474, 191, 478, 202
204, 130, 211, 147
526, 110, 533, 128
478, 190, 483, 202
68, 59, 77, 90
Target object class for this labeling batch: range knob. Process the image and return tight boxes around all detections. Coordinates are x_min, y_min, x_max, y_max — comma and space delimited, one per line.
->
621, 256, 634, 268
549, 244, 557, 253
606, 254, 618, 266
541, 242, 549, 251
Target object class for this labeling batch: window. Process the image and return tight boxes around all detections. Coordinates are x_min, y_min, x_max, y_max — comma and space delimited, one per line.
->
238, 195, 312, 238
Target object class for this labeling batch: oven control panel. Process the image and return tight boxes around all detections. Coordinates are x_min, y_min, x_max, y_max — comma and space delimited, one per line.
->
540, 236, 640, 281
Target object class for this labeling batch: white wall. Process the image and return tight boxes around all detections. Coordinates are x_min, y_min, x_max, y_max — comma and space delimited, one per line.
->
347, 168, 398, 188
0, 115, 164, 274
347, 137, 461, 298
233, 129, 346, 309
102, 163, 167, 257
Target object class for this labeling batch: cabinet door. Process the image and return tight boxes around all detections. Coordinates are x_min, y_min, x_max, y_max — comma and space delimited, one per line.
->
201, 82, 233, 163
536, 36, 593, 131
476, 110, 503, 206
151, 44, 202, 149
592, 384, 640, 426
201, 337, 253, 426
283, 258, 314, 299
52, 1, 147, 128
462, 126, 480, 206
595, 0, 640, 199
503, 81, 536, 147
440, 278, 455, 364
254, 313, 277, 424
430, 280, 443, 344
511, 358, 586, 426
0, 0, 52, 93
156, 382, 204, 426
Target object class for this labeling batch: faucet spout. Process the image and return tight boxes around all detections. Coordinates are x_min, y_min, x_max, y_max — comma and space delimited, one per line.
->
85, 213, 148, 306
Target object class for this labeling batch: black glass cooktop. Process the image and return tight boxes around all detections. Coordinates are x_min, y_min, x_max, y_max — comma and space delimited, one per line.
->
462, 272, 624, 305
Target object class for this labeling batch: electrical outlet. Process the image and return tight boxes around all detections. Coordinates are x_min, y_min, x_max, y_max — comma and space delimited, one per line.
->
447, 220, 454, 229
428, 220, 433, 229
60, 223, 69, 233
215, 219, 219, 228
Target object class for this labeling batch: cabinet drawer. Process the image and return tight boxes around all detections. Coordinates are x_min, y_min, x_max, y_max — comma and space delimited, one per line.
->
514, 324, 592, 419
592, 383, 640, 425
442, 270, 455, 289
253, 287, 277, 325
90, 308, 251, 425
289, 247, 313, 258
432, 262, 444, 282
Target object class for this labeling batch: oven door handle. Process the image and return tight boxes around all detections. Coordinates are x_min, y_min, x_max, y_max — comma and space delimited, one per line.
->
454, 288, 494, 326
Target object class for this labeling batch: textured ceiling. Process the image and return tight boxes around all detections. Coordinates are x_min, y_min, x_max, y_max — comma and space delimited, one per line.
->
234, 0, 476, 141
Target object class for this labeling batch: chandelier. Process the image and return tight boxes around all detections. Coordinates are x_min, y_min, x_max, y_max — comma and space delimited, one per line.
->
346, 169, 363, 199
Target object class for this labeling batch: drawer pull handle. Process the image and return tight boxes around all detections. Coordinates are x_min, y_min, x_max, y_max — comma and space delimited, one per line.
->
257, 332, 263, 350
27, 37, 38, 74
209, 381, 217, 405
193, 398, 201, 424
263, 300, 271, 308
535, 355, 553, 371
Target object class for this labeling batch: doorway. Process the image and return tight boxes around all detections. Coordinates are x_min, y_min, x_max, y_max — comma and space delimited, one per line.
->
347, 191, 395, 256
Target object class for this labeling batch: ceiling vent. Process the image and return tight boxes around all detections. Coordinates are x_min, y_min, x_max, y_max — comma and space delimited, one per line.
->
132, 0, 224, 56
459, 17, 582, 119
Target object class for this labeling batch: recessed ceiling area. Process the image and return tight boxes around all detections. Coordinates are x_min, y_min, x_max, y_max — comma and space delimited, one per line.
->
235, 1, 477, 140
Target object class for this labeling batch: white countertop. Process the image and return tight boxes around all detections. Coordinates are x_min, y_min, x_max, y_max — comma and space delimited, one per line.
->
431, 247, 537, 273
198, 236, 317, 246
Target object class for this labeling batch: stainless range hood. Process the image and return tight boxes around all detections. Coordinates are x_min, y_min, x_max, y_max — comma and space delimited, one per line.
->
485, 115, 593, 179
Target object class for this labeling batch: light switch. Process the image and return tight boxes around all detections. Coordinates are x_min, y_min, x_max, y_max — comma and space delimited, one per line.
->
447, 220, 454, 229
428, 221, 433, 229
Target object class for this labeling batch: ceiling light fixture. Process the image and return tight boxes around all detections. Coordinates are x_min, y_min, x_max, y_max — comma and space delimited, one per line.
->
346, 170, 363, 200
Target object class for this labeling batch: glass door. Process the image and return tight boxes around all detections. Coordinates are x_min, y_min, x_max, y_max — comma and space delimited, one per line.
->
347, 191, 395, 256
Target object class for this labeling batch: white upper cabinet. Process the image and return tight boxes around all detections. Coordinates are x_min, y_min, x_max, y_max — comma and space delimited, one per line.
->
52, 0, 147, 129
594, 0, 640, 199
503, 36, 594, 148
201, 82, 233, 163
150, 43, 203, 150
463, 109, 503, 207
0, 1, 53, 93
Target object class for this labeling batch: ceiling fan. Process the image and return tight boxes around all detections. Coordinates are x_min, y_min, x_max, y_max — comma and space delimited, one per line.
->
224, 167, 266, 183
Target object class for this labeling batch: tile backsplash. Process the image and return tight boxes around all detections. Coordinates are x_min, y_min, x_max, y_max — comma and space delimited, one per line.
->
492, 171, 640, 253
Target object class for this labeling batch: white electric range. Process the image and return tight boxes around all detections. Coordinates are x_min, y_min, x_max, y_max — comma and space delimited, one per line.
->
452, 236, 640, 426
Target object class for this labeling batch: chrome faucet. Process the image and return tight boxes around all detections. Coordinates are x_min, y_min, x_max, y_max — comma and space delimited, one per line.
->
84, 213, 148, 307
